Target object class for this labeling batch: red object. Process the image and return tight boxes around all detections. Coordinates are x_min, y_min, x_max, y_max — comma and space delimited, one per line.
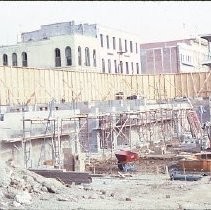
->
115, 150, 139, 163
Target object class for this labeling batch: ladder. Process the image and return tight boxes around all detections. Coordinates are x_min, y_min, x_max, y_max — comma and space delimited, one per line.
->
187, 110, 203, 139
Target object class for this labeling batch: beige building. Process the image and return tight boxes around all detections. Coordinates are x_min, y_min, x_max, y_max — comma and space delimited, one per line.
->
0, 21, 142, 74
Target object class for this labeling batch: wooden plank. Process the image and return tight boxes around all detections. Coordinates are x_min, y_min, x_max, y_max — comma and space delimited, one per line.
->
30, 169, 92, 184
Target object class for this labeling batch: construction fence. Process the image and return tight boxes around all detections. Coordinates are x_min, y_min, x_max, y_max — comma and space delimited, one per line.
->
0, 66, 210, 105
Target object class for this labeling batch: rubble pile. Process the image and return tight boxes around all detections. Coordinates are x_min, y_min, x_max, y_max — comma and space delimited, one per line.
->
0, 160, 65, 209
0, 160, 123, 209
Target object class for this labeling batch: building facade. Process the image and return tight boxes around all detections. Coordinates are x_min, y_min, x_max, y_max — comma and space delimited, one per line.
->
140, 38, 210, 74
0, 21, 141, 74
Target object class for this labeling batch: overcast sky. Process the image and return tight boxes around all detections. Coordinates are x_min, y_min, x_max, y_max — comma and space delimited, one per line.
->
0, 1, 211, 45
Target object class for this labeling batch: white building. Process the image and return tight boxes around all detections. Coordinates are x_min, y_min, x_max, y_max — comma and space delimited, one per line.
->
0, 21, 142, 74
178, 38, 210, 73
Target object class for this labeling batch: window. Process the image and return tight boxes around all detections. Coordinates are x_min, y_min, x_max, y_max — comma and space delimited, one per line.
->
119, 38, 122, 51
131, 62, 134, 74
22, 52, 28, 67
78, 46, 82, 66
108, 59, 111, 73
100, 34, 103, 47
12, 53, 17, 66
113, 37, 116, 50
136, 43, 138, 54
136, 63, 139, 74
119, 61, 123, 73
126, 62, 129, 74
55, 48, 61, 67
93, 49, 96, 67
114, 60, 117, 73
130, 41, 133, 53
65, 46, 72, 66
85, 47, 90, 66
0, 114, 4, 121
102, 59, 105, 73
106, 35, 109, 49
3, 54, 8, 66
125, 40, 127, 52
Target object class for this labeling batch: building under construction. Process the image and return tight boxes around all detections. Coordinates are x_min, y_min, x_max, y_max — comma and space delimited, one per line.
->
0, 65, 210, 171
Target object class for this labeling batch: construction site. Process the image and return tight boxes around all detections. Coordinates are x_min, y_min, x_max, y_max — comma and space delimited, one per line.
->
0, 66, 211, 209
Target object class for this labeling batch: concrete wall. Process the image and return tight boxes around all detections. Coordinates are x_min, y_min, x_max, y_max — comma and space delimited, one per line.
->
0, 136, 74, 168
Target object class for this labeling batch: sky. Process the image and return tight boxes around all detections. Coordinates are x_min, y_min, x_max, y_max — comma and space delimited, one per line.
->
0, 1, 211, 45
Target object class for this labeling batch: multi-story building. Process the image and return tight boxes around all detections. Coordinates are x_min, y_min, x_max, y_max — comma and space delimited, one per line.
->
200, 34, 211, 68
0, 21, 141, 74
140, 38, 210, 74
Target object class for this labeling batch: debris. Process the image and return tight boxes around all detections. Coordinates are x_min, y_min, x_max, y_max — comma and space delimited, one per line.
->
125, 197, 132, 201
41, 186, 48, 192
170, 172, 202, 181
12, 201, 22, 207
15, 191, 32, 205
100, 195, 105, 199
110, 192, 115, 197
0, 161, 11, 187
117, 172, 126, 178
88, 194, 98, 199
100, 189, 106, 195
57, 196, 69, 201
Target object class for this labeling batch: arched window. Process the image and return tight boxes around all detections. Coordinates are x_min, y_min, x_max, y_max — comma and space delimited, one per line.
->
55, 48, 61, 67
102, 59, 105, 73
93, 50, 96, 67
85, 47, 90, 66
22, 52, 27, 67
3, 54, 8, 66
12, 53, 17, 66
65, 46, 72, 66
78, 46, 82, 66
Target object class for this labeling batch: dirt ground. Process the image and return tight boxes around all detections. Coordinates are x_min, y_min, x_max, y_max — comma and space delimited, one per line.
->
1, 156, 211, 210
26, 173, 211, 210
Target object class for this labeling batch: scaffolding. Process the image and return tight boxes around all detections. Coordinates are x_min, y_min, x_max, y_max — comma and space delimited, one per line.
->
15, 100, 194, 169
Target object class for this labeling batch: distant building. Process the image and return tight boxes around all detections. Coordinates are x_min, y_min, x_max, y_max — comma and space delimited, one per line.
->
140, 38, 210, 74
200, 34, 211, 68
0, 21, 141, 74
